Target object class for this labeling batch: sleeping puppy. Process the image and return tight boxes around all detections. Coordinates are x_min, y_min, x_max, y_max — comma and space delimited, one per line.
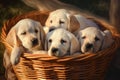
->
45, 28, 80, 57
5, 18, 45, 65
77, 27, 114, 53
44, 9, 80, 34
44, 9, 98, 35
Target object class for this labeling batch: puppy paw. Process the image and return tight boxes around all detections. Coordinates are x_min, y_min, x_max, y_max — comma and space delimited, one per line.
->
10, 46, 23, 65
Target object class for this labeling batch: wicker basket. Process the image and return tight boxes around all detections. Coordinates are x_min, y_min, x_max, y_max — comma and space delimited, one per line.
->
1, 11, 120, 80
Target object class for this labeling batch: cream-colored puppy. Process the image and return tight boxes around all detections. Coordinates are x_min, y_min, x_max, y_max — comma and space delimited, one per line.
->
5, 18, 45, 65
45, 9, 98, 35
73, 14, 99, 35
45, 9, 80, 33
45, 28, 80, 57
77, 27, 114, 53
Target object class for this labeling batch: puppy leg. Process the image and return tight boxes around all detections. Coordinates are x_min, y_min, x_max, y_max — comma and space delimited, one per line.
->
3, 50, 17, 80
10, 46, 23, 65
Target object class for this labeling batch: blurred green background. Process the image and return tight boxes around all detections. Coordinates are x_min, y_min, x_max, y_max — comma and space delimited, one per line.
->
0, 0, 110, 77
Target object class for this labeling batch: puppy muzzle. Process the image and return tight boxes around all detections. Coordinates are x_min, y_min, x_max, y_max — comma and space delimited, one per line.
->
86, 43, 93, 49
31, 38, 38, 46
83, 43, 94, 53
50, 47, 60, 57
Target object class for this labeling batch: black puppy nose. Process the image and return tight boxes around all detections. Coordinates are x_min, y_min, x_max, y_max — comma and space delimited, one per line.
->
86, 43, 93, 49
51, 48, 58, 53
32, 38, 38, 45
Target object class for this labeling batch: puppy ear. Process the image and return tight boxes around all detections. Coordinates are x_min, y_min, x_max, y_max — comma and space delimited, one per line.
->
45, 40, 48, 51
36, 22, 46, 50
45, 14, 50, 27
76, 31, 81, 46
6, 23, 22, 46
7, 27, 23, 65
40, 28, 46, 50
6, 27, 17, 47
67, 15, 80, 33
10, 45, 23, 65
67, 32, 80, 55
101, 30, 114, 49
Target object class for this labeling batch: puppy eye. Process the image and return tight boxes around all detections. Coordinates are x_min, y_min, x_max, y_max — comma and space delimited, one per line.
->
21, 32, 26, 35
95, 37, 100, 41
81, 36, 86, 39
50, 20, 52, 23
59, 20, 64, 24
35, 29, 38, 33
61, 39, 66, 44
48, 39, 52, 43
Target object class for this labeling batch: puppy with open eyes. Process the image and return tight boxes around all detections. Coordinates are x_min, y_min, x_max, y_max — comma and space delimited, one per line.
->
77, 27, 114, 53
3, 19, 46, 80
45, 28, 80, 57
44, 9, 98, 35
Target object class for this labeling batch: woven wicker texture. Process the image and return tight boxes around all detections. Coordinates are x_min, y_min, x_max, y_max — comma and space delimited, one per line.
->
1, 11, 120, 80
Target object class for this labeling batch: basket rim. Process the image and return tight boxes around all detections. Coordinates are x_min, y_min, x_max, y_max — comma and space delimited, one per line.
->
1, 10, 120, 62
21, 37, 119, 62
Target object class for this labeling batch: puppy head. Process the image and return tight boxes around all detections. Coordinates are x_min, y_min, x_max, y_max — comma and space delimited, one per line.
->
45, 9, 69, 29
15, 19, 45, 51
77, 27, 105, 53
45, 9, 80, 33
45, 28, 80, 57
6, 19, 45, 65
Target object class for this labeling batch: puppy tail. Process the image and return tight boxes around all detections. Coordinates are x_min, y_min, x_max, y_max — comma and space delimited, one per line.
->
22, 0, 81, 12
10, 46, 23, 65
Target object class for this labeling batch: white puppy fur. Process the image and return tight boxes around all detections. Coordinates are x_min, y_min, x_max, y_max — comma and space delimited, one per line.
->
45, 9, 98, 35
77, 27, 114, 53
43, 26, 50, 34
6, 18, 45, 65
73, 14, 99, 35
45, 28, 80, 57
45, 9, 80, 33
